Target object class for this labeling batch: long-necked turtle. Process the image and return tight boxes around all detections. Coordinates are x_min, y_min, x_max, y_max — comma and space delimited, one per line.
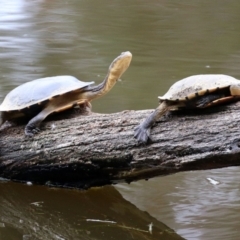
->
134, 74, 240, 143
0, 51, 132, 136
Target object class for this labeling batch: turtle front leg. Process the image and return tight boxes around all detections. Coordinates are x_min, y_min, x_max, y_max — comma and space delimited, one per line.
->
81, 100, 92, 112
134, 101, 169, 144
25, 109, 51, 136
25, 120, 41, 136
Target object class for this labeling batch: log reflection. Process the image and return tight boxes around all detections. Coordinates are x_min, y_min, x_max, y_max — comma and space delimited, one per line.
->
0, 182, 184, 240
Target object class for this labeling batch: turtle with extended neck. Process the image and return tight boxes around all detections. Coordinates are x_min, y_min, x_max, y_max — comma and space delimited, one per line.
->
0, 51, 132, 136
134, 74, 240, 144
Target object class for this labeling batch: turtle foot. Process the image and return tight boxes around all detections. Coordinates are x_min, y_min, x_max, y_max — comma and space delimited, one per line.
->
25, 124, 40, 137
134, 125, 151, 144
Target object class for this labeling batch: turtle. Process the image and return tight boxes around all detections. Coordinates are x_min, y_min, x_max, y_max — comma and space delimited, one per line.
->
134, 74, 240, 143
0, 51, 132, 136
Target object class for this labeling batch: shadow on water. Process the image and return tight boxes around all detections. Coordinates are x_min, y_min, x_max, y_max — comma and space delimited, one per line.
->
0, 182, 184, 240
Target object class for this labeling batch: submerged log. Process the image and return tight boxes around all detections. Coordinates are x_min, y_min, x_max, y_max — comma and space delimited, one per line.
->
1, 102, 240, 189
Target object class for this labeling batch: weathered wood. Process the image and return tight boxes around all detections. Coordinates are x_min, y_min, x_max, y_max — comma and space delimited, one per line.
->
1, 102, 240, 189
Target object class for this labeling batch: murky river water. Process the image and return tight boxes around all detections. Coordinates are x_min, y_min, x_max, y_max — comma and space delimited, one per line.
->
1, 0, 240, 239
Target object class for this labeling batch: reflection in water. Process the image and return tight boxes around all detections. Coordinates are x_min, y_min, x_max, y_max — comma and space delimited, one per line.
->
0, 182, 183, 240
116, 167, 240, 240
1, 0, 240, 239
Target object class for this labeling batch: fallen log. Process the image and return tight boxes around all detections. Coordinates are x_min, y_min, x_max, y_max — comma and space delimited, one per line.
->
1, 102, 240, 189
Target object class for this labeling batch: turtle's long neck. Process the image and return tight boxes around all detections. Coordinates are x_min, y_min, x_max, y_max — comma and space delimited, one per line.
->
83, 72, 116, 101
82, 51, 132, 101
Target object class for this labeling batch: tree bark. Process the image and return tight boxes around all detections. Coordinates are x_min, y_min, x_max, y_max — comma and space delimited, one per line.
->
1, 102, 240, 189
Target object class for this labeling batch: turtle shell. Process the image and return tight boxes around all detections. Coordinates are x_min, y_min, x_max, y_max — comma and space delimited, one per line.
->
0, 76, 94, 111
158, 74, 240, 101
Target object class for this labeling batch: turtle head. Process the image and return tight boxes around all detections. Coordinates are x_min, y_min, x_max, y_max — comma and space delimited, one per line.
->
94, 51, 132, 97
83, 51, 132, 100
108, 51, 132, 83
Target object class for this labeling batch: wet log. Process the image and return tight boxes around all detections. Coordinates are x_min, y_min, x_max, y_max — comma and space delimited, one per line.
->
1, 102, 240, 189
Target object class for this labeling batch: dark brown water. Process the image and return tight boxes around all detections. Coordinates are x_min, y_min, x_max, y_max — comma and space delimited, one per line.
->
1, 0, 240, 239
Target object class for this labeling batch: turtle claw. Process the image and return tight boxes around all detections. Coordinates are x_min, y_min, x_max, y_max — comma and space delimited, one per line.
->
25, 124, 40, 137
134, 125, 151, 144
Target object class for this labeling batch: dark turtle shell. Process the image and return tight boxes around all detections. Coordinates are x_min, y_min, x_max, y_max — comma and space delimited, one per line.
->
0, 76, 94, 111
